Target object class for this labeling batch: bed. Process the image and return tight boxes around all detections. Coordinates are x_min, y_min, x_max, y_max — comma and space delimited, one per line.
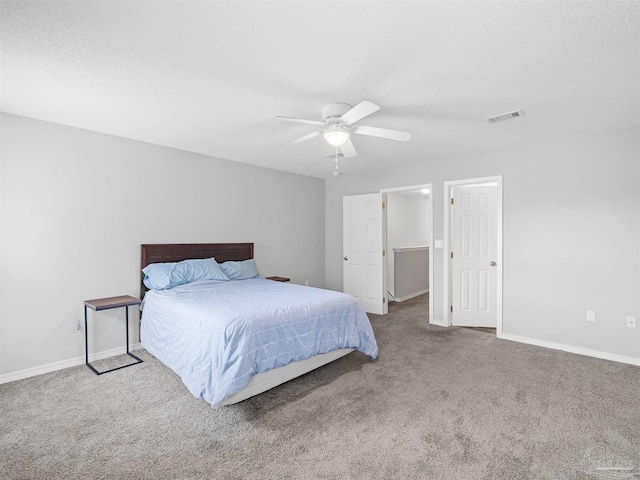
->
140, 243, 378, 407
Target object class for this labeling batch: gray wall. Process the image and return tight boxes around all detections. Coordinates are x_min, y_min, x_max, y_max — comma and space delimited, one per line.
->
0, 114, 325, 375
393, 247, 429, 300
326, 128, 640, 359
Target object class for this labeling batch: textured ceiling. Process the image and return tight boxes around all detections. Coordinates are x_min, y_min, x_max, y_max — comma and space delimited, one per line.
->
2, 1, 639, 179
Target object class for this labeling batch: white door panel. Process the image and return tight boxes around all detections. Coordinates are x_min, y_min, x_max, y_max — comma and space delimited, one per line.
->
451, 185, 497, 327
343, 193, 385, 315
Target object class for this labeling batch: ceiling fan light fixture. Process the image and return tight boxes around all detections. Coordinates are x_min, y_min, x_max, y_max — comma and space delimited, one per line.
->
323, 125, 350, 146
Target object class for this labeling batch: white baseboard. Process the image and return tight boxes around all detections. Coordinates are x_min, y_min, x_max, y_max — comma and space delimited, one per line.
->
4, 332, 636, 385
393, 289, 429, 303
429, 318, 448, 327
0, 343, 143, 385
499, 333, 640, 367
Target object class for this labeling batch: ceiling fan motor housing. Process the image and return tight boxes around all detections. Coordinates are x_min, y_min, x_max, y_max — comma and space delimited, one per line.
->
321, 102, 352, 125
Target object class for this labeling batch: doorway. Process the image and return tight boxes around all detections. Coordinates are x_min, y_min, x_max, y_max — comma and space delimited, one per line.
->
443, 176, 503, 335
342, 184, 434, 322
382, 184, 433, 324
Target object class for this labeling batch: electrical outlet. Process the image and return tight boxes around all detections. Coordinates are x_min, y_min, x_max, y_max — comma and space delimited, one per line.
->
76, 320, 82, 331
586, 311, 596, 322
626, 316, 636, 328
305, 280, 309, 286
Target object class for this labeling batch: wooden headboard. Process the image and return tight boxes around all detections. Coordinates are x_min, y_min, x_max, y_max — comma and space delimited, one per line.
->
140, 243, 254, 299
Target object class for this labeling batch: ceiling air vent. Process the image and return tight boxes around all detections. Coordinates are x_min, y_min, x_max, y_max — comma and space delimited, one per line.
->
486, 110, 524, 123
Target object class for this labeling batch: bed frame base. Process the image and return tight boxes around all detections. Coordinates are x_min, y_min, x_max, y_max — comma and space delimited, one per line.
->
219, 348, 354, 406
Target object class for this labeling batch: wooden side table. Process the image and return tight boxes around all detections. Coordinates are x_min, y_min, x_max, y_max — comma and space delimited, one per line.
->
266, 276, 290, 282
84, 295, 143, 375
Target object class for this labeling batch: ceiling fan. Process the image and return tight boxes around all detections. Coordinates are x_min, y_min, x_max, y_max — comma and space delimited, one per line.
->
272, 101, 411, 158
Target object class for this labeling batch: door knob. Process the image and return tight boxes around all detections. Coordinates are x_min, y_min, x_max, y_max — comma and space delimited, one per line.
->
343, 256, 348, 261
490, 261, 497, 266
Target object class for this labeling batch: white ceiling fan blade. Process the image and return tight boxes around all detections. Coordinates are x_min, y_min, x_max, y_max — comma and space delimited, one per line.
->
354, 125, 411, 142
339, 138, 357, 158
271, 115, 325, 126
280, 131, 322, 148
340, 101, 380, 125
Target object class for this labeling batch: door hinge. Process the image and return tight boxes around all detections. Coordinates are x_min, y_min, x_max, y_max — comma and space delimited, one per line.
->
450, 305, 453, 313
382, 202, 385, 209
450, 252, 453, 259
451, 198, 454, 205
382, 249, 386, 257
383, 298, 386, 304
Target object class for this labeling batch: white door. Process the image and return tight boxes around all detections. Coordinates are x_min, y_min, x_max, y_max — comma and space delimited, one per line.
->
451, 185, 498, 327
343, 193, 386, 315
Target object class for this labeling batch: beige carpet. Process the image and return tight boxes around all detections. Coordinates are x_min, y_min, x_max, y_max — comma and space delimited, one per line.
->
1, 294, 638, 479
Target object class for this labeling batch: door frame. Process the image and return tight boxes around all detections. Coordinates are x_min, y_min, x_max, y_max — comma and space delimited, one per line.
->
443, 176, 503, 336
381, 184, 434, 324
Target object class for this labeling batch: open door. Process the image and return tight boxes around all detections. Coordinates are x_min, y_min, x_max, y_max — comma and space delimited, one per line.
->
343, 193, 386, 315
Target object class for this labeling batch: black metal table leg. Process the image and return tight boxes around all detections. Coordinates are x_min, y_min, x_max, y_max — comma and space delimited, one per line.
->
86, 303, 143, 375
85, 304, 90, 367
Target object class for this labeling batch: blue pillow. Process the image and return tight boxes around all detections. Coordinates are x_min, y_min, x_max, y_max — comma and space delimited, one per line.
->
143, 257, 229, 290
220, 259, 260, 280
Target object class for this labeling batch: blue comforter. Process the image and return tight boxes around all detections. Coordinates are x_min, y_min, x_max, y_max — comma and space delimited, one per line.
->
141, 278, 378, 406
